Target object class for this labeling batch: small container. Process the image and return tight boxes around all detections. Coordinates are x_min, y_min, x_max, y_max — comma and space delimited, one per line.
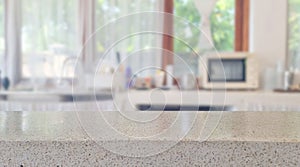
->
283, 71, 293, 90
165, 65, 174, 87
180, 73, 196, 90
134, 77, 152, 89
293, 70, 300, 85
154, 70, 165, 88
144, 77, 152, 89
113, 65, 125, 92
263, 68, 276, 90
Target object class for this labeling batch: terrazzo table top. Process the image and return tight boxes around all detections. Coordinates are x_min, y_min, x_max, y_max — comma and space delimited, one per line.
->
1, 110, 300, 166
1, 110, 300, 142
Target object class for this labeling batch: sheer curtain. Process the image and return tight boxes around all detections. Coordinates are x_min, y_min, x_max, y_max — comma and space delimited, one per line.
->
2, 0, 80, 88
94, 0, 165, 76
4, 0, 164, 85
0, 1, 4, 79
5, 0, 22, 85
21, 0, 78, 78
78, 0, 95, 72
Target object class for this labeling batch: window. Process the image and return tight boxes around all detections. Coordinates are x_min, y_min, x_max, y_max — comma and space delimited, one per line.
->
174, 0, 235, 53
4, 0, 248, 83
211, 0, 235, 51
95, 0, 163, 74
288, 0, 300, 69
21, 0, 78, 78
164, 0, 249, 77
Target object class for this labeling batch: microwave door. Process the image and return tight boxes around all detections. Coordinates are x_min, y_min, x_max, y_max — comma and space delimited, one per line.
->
209, 59, 246, 82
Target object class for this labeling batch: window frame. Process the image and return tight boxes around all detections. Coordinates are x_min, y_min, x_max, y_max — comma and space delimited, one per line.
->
162, 0, 250, 69
235, 0, 249, 51
4, 0, 250, 83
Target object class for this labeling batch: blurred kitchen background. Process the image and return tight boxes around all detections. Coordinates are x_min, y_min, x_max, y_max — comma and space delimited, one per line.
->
0, 0, 299, 112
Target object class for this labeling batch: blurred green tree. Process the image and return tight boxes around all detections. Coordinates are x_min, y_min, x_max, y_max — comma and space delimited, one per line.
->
174, 0, 235, 53
289, 0, 300, 69
173, 0, 235, 76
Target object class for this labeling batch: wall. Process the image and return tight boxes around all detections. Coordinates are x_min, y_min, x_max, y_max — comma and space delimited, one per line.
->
249, 0, 288, 85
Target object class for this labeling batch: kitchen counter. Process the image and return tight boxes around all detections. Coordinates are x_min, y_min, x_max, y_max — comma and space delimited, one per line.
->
0, 110, 300, 166
1, 89, 300, 108
0, 90, 112, 102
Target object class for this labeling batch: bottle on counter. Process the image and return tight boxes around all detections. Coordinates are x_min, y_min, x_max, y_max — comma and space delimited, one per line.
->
154, 70, 165, 88
275, 61, 284, 89
125, 66, 132, 89
284, 70, 294, 90
2, 76, 10, 90
113, 65, 125, 92
165, 65, 174, 88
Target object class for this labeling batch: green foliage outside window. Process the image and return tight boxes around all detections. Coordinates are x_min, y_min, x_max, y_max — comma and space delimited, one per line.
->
174, 0, 235, 53
289, 0, 300, 69
173, 0, 235, 76
211, 0, 235, 51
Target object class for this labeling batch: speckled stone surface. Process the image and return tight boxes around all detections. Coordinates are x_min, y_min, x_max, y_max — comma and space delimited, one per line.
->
0, 111, 300, 166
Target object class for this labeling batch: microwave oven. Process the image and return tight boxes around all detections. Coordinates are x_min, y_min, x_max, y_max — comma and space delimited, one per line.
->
200, 52, 259, 90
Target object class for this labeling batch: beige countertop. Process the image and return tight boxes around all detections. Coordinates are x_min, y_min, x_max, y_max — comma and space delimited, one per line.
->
0, 110, 299, 142
1, 110, 300, 166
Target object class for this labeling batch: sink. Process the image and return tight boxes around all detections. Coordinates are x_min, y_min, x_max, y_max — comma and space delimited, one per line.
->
136, 104, 235, 111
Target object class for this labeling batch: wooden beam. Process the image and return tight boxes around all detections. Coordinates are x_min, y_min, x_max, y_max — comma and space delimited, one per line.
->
162, 0, 174, 70
242, 0, 249, 51
235, 0, 250, 51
